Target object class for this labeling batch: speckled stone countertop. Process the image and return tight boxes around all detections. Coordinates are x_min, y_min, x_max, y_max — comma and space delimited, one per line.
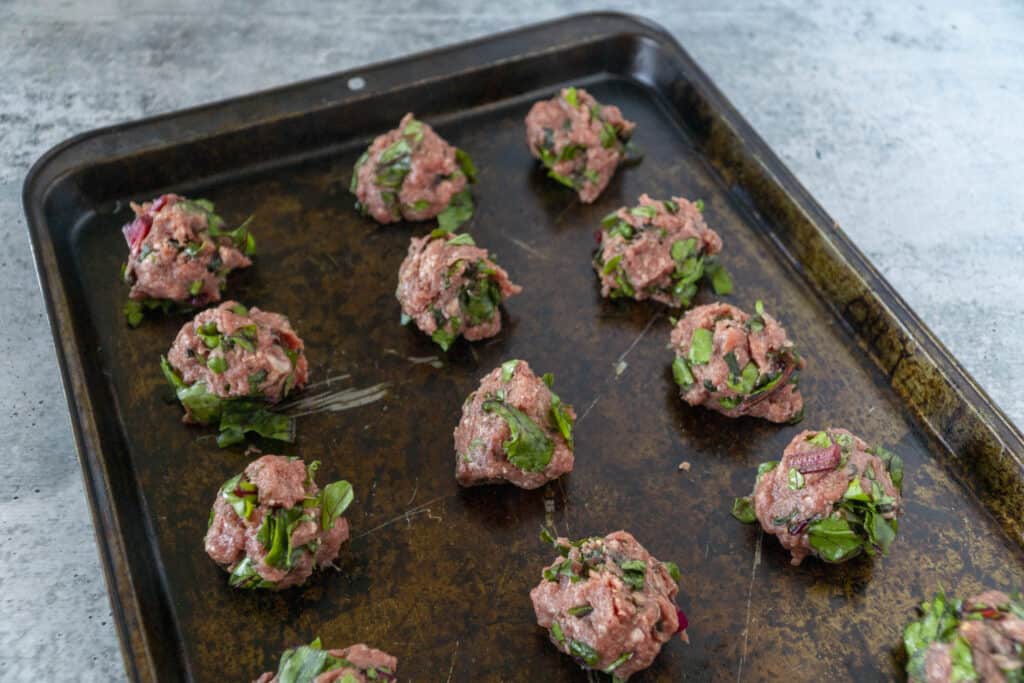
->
2, 1, 1022, 679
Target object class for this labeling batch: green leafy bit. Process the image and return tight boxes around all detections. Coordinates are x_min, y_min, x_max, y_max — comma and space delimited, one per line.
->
217, 400, 296, 448
228, 557, 277, 589
545, 378, 575, 449
567, 604, 594, 618
629, 205, 657, 220
564, 87, 579, 108
231, 303, 249, 316
459, 269, 502, 327
431, 321, 459, 351
220, 474, 258, 520
550, 621, 565, 645
869, 445, 905, 491
788, 468, 805, 490
437, 188, 475, 232
671, 238, 696, 262
320, 480, 354, 531
903, 591, 965, 681
672, 356, 695, 389
207, 355, 228, 374
748, 300, 766, 332
257, 506, 304, 569
482, 399, 554, 472
547, 169, 577, 189
704, 259, 733, 295
807, 431, 833, 448
403, 118, 424, 143
664, 199, 679, 213
123, 298, 176, 327
601, 254, 623, 276
756, 460, 779, 482
688, 328, 713, 365
604, 652, 634, 674
731, 496, 757, 523
694, 199, 705, 211
124, 300, 144, 327
501, 359, 519, 382
599, 121, 619, 149
663, 561, 682, 583
620, 559, 646, 591
274, 640, 331, 683
446, 232, 476, 247
569, 640, 599, 667
455, 148, 478, 183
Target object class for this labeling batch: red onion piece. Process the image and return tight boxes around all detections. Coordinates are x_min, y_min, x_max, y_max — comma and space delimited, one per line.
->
676, 607, 688, 633
790, 443, 841, 474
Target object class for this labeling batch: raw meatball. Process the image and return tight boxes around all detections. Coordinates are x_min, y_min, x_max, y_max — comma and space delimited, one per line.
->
205, 455, 353, 590
121, 194, 254, 324
530, 530, 687, 680
905, 590, 1024, 683
732, 428, 904, 566
594, 194, 726, 306
454, 359, 575, 489
396, 230, 521, 350
255, 640, 397, 683
162, 300, 308, 424
525, 87, 636, 203
669, 301, 804, 423
351, 112, 476, 226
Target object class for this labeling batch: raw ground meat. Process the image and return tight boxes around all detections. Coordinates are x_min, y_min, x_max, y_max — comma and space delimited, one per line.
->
907, 590, 1024, 683
525, 87, 636, 203
255, 641, 397, 682
454, 359, 575, 489
165, 300, 308, 422
121, 193, 252, 307
351, 113, 472, 224
743, 428, 903, 565
594, 193, 724, 306
396, 231, 521, 350
205, 455, 352, 590
530, 530, 686, 680
669, 301, 804, 423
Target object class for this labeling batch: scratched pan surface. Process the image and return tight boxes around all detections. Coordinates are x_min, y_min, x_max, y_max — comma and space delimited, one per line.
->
24, 12, 1024, 683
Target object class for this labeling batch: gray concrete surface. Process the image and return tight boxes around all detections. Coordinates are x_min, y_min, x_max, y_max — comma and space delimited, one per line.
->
1, 1, 1022, 679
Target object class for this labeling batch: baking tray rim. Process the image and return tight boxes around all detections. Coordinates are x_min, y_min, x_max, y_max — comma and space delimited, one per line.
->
21, 10, 1024, 681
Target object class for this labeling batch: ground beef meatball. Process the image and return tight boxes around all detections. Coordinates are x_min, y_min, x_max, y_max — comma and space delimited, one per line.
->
121, 194, 254, 324
205, 455, 353, 590
525, 87, 636, 203
454, 359, 575, 489
669, 301, 804, 423
732, 428, 904, 566
530, 530, 688, 680
594, 194, 727, 306
351, 112, 476, 226
396, 230, 521, 350
905, 589, 1024, 683
162, 300, 308, 422
254, 639, 397, 682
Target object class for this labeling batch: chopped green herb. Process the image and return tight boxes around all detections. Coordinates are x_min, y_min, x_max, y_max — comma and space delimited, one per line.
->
230, 303, 249, 316
563, 87, 579, 108
320, 480, 354, 531
455, 148, 478, 183
620, 559, 646, 591
500, 359, 519, 382
601, 254, 623, 276
483, 399, 554, 473
688, 328, 713, 365
567, 604, 594, 618
670, 238, 696, 263
216, 400, 295, 448
603, 652, 634, 674
756, 460, 779, 482
188, 279, 204, 296
806, 516, 864, 563
664, 199, 679, 214
446, 233, 476, 247
124, 300, 145, 327
731, 496, 757, 523
569, 640, 599, 666
207, 355, 228, 373
788, 468, 805, 490
869, 445, 904, 491
704, 260, 733, 295
694, 198, 705, 211
807, 431, 833, 448
672, 356, 695, 389
547, 169, 577, 189
629, 205, 657, 220
402, 118, 424, 143
220, 474, 258, 520
550, 621, 565, 645
437, 188, 475, 232
663, 561, 682, 583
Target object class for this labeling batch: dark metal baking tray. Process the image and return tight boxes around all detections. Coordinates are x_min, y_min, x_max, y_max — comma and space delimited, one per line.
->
23, 12, 1024, 682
